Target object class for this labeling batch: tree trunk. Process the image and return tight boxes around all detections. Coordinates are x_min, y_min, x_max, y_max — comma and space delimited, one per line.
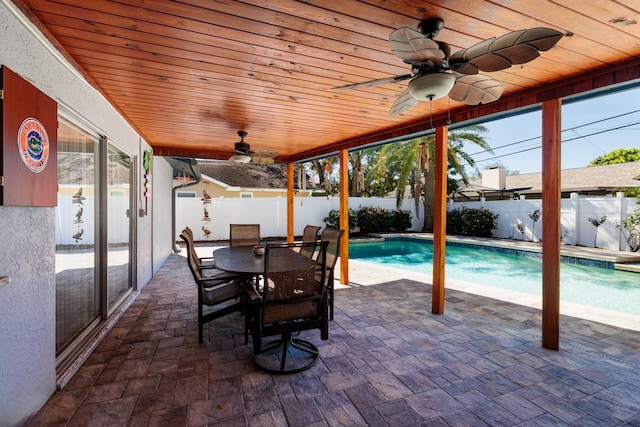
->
423, 167, 435, 232
312, 160, 328, 190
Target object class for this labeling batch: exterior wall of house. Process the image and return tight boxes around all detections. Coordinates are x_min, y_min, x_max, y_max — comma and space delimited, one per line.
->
0, 5, 173, 424
0, 207, 56, 426
152, 158, 175, 273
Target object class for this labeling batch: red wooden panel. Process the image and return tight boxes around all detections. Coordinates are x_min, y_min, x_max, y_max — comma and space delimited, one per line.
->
1, 66, 57, 206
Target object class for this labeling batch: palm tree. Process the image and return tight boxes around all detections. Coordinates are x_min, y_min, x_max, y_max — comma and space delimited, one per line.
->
375, 125, 491, 231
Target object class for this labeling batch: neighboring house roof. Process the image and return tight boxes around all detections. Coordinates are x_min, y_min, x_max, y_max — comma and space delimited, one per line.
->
458, 162, 640, 196
195, 160, 313, 190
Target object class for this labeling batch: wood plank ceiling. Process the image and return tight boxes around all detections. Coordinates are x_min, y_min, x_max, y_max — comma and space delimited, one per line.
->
13, 0, 640, 163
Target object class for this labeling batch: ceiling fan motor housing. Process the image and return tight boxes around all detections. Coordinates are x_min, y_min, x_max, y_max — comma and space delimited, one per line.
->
234, 141, 251, 153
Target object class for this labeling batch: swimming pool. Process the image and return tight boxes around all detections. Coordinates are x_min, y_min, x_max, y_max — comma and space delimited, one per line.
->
349, 238, 640, 316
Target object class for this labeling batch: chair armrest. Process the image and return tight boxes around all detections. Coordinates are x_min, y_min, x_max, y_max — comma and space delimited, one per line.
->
243, 282, 261, 302
196, 272, 238, 287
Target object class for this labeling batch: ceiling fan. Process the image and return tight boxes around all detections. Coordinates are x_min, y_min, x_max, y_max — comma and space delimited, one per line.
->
334, 18, 563, 116
228, 131, 279, 165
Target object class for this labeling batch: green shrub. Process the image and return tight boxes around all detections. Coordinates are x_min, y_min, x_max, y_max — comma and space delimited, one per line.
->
356, 206, 412, 233
617, 208, 640, 252
447, 207, 498, 237
323, 207, 412, 233
323, 208, 357, 231
390, 209, 412, 232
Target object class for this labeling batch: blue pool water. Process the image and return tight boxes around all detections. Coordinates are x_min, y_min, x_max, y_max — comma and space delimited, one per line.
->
349, 239, 640, 316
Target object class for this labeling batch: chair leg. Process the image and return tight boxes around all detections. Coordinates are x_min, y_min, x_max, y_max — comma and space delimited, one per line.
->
280, 332, 290, 372
329, 269, 335, 321
243, 295, 252, 345
198, 303, 204, 343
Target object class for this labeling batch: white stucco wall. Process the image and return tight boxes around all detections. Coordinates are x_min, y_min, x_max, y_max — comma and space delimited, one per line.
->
0, 207, 56, 427
0, 3, 172, 424
152, 157, 175, 272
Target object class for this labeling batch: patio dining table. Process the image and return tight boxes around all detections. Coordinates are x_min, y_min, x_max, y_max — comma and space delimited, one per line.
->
213, 245, 316, 276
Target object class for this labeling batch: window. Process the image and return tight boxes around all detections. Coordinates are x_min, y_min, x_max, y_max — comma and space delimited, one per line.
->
177, 191, 197, 198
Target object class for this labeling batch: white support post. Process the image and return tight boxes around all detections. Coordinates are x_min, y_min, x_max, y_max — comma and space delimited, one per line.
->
570, 192, 579, 246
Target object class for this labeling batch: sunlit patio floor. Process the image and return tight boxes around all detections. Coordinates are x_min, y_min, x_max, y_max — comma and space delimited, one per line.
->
28, 244, 640, 426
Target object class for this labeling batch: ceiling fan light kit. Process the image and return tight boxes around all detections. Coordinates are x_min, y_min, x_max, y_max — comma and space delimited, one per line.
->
334, 17, 562, 116
408, 73, 456, 101
228, 154, 252, 163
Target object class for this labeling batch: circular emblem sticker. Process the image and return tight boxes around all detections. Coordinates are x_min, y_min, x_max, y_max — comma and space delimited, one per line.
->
17, 117, 50, 173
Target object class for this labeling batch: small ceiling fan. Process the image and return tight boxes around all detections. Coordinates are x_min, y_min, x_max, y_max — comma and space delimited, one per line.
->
333, 18, 563, 116
228, 131, 279, 165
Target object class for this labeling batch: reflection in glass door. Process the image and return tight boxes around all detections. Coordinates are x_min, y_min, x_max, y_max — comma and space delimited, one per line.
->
106, 145, 133, 310
55, 118, 100, 354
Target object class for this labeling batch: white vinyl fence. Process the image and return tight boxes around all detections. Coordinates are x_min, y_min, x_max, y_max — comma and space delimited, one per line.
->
175, 196, 423, 242
449, 192, 639, 251
177, 192, 639, 252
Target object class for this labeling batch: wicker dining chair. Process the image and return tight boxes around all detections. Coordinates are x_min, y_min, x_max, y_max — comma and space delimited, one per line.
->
246, 241, 329, 374
317, 227, 345, 321
182, 226, 217, 268
229, 224, 261, 247
299, 225, 321, 259
180, 229, 249, 343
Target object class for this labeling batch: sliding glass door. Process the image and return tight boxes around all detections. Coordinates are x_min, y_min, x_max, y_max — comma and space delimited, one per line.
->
55, 118, 100, 353
106, 145, 133, 311
56, 116, 135, 363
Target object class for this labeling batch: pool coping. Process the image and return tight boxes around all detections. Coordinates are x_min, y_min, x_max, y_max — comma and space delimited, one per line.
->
358, 232, 640, 272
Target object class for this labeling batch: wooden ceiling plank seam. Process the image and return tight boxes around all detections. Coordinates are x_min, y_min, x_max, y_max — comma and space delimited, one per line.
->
66, 47, 409, 101
114, 0, 403, 62
83, 69, 401, 118
44, 20, 410, 87
29, 3, 409, 78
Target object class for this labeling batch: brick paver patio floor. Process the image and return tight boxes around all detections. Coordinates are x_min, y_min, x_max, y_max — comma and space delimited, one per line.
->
28, 252, 640, 426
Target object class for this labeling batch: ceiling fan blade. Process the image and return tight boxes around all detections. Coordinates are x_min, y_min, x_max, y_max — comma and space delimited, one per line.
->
389, 88, 418, 116
449, 74, 504, 105
449, 50, 479, 75
252, 156, 275, 165
333, 74, 412, 90
458, 27, 563, 72
253, 150, 279, 158
389, 27, 445, 63
250, 149, 279, 165
516, 27, 564, 51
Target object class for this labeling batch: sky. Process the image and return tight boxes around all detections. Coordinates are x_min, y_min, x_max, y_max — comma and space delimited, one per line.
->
463, 85, 640, 175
